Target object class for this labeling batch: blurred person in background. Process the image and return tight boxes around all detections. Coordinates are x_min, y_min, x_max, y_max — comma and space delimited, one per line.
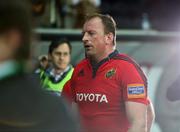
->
62, 13, 154, 132
0, 0, 79, 131
56, 0, 101, 29
31, 0, 51, 27
56, 0, 75, 28
73, 0, 100, 28
40, 39, 74, 96
34, 54, 50, 74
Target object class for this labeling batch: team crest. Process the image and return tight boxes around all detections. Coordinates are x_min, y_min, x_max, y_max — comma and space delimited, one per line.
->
105, 68, 116, 78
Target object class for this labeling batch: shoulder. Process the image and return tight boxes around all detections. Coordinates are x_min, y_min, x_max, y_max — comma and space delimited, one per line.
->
112, 53, 137, 63
74, 59, 88, 71
113, 54, 147, 86
112, 53, 146, 77
75, 59, 88, 67
110, 53, 139, 69
70, 59, 88, 79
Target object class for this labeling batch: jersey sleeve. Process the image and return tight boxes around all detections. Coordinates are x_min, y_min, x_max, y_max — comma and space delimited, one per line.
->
121, 61, 149, 105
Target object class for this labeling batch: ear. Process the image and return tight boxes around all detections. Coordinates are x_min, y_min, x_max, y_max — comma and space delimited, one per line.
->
105, 32, 114, 45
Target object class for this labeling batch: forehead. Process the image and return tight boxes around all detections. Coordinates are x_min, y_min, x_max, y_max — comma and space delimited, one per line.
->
83, 17, 104, 31
53, 43, 70, 52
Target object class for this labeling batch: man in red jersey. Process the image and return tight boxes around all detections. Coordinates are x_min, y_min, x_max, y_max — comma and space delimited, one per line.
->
62, 13, 155, 132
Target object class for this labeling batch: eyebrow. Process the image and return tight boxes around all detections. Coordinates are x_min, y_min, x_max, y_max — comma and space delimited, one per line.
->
82, 30, 96, 34
54, 51, 69, 53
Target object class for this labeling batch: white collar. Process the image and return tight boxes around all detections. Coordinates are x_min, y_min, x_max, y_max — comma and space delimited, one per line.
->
48, 65, 71, 81
50, 65, 71, 76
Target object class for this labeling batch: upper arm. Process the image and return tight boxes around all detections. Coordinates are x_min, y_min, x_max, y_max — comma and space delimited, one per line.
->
125, 101, 147, 132
147, 99, 155, 132
125, 101, 147, 124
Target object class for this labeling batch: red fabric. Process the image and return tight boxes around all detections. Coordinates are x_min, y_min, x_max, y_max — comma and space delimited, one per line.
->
62, 80, 73, 103
62, 54, 149, 132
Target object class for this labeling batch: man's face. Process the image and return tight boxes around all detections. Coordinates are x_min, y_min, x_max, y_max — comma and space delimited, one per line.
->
49, 43, 71, 71
82, 17, 107, 59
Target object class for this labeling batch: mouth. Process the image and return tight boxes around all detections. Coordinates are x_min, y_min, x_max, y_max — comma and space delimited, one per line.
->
84, 45, 93, 51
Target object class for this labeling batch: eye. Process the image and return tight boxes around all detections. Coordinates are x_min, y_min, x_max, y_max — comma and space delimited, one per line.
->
55, 52, 61, 56
63, 52, 69, 56
88, 31, 95, 36
82, 31, 85, 37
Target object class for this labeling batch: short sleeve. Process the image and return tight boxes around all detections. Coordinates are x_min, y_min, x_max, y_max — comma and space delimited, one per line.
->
121, 61, 149, 105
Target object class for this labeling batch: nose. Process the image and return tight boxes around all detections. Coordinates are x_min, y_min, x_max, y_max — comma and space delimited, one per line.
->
60, 55, 63, 59
59, 54, 64, 60
59, 56, 63, 61
82, 32, 88, 43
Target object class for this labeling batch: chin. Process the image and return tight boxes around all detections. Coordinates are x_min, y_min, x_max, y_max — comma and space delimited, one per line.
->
86, 52, 94, 57
59, 66, 67, 70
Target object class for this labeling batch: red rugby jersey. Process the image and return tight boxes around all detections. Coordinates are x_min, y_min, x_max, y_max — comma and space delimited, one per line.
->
62, 50, 149, 132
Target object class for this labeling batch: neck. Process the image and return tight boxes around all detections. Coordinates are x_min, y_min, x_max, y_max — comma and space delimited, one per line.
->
54, 69, 64, 74
54, 66, 69, 75
89, 49, 114, 64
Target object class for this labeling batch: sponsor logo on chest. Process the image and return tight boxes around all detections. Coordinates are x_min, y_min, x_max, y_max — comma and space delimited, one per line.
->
76, 93, 108, 103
